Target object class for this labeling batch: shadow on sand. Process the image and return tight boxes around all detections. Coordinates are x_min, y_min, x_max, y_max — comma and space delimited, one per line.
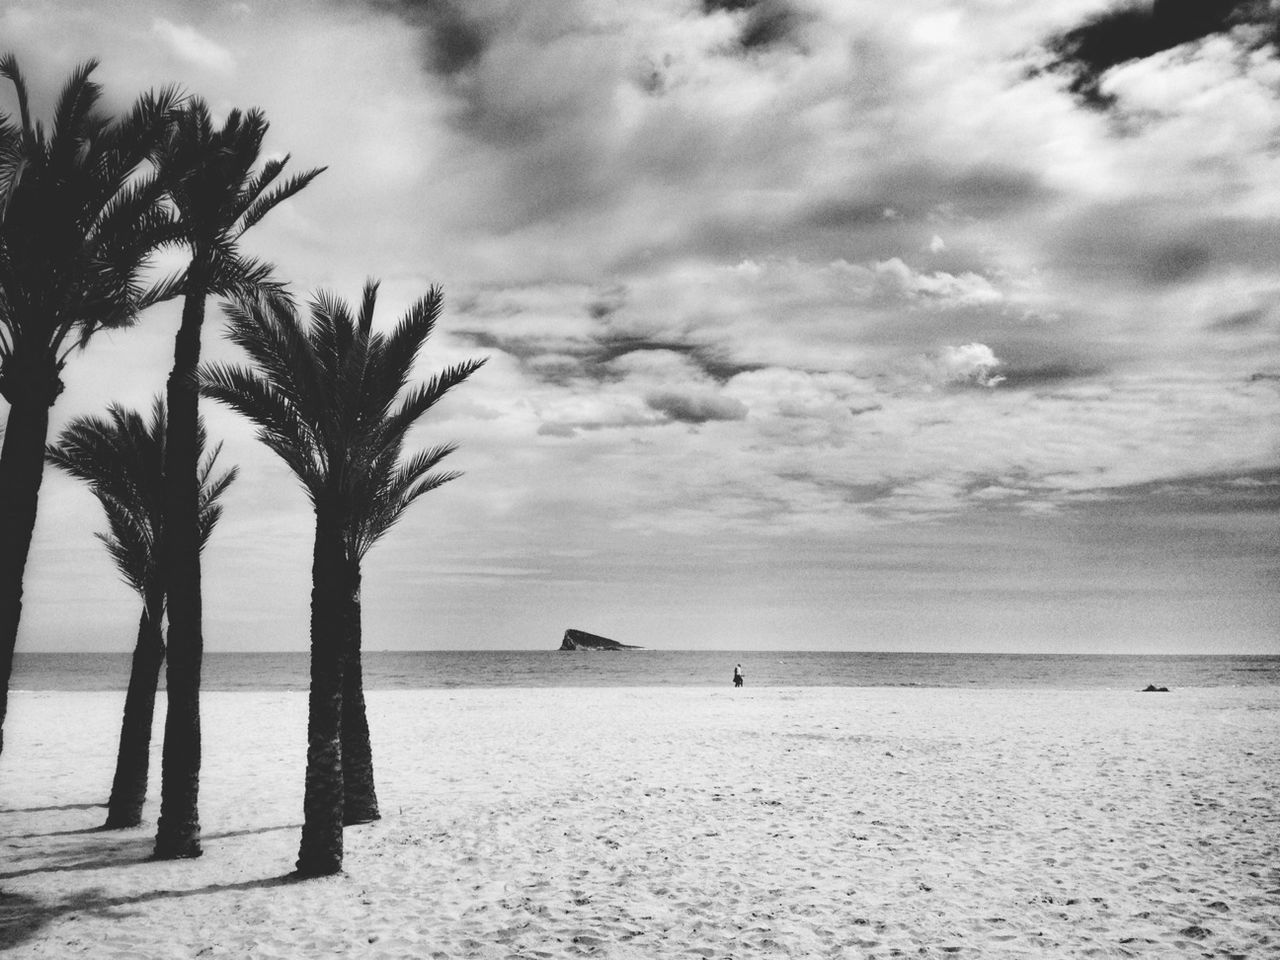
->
0, 873, 304, 951
0, 802, 106, 815
1, 824, 115, 841
0, 822, 302, 880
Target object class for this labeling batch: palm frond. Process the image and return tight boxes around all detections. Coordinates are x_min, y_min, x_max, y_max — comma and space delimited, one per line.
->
232, 165, 325, 240
1, 58, 180, 366
221, 292, 328, 434
206, 249, 284, 302
351, 443, 462, 558
239, 153, 287, 207
223, 107, 266, 174
391, 443, 460, 488
90, 171, 175, 254
48, 394, 236, 593
0, 54, 35, 144
0, 116, 26, 223
377, 358, 487, 454
377, 287, 445, 399
49, 59, 103, 169
46, 405, 154, 508
116, 83, 184, 159
95, 499, 153, 596
200, 462, 239, 515
200, 360, 325, 496
138, 266, 189, 308
308, 287, 354, 387
196, 454, 237, 549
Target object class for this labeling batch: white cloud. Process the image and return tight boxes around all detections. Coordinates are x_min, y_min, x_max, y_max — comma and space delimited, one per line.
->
874, 258, 1004, 307
936, 342, 1005, 388
150, 18, 236, 74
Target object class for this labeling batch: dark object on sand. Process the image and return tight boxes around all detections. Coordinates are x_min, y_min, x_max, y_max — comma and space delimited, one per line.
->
559, 629, 642, 651
1141, 684, 1170, 692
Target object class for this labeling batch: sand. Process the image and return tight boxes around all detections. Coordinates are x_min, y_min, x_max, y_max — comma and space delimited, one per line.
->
1, 684, 1277, 958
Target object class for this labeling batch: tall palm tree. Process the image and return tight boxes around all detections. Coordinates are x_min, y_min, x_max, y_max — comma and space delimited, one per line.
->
202, 281, 484, 876
0, 56, 179, 757
150, 99, 322, 860
47, 399, 236, 828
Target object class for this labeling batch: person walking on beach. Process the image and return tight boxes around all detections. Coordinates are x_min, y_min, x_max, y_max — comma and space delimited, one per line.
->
733, 663, 744, 688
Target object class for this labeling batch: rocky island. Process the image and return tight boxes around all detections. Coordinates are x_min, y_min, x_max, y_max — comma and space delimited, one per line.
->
559, 629, 642, 651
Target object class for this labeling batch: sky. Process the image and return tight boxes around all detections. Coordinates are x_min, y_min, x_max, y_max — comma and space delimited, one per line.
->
3, 0, 1278, 654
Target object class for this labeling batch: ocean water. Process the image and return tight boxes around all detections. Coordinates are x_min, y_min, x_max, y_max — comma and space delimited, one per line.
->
8, 649, 1280, 692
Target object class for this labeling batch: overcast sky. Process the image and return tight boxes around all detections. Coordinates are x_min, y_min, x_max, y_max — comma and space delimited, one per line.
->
4, 0, 1278, 654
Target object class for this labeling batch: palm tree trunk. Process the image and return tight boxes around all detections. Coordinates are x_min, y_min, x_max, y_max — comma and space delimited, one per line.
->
341, 570, 379, 825
296, 509, 349, 876
0, 351, 62, 757
104, 600, 165, 828
154, 276, 208, 860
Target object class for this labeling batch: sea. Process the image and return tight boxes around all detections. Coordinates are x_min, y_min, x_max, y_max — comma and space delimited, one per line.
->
8, 650, 1280, 692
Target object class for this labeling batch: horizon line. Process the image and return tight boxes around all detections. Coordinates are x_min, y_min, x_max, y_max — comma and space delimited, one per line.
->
15, 648, 1278, 658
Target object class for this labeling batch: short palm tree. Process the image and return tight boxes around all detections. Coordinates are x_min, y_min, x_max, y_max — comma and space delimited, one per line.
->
150, 99, 322, 860
0, 56, 179, 757
202, 281, 484, 876
47, 399, 236, 828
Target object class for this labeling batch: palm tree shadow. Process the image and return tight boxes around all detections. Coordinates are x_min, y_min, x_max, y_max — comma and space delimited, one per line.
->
0, 823, 302, 880
0, 837, 156, 880
2, 824, 119, 841
0, 873, 304, 951
0, 802, 106, 815
206, 823, 302, 843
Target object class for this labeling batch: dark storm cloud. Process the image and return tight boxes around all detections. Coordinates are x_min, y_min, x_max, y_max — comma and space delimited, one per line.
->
645, 389, 748, 423
807, 163, 1051, 229
658, 162, 1051, 273
806, 200, 908, 229
452, 329, 549, 362
1211, 308, 1268, 332
995, 360, 1107, 390
597, 339, 765, 383
1102, 466, 1280, 516
363, 0, 491, 75
702, 0, 807, 52
1051, 207, 1280, 289
454, 324, 765, 386
777, 472, 896, 505
587, 288, 627, 320
1144, 242, 1213, 285
536, 421, 578, 437
455, 283, 771, 384
1042, 0, 1279, 108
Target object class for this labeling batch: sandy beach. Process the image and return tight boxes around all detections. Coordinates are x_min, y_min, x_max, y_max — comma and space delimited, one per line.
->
1, 685, 1277, 958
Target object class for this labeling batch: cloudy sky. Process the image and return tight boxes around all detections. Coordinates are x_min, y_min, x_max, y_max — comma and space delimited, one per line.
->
4, 0, 1279, 654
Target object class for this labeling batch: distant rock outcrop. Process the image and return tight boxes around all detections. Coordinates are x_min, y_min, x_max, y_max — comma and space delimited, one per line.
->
559, 629, 641, 651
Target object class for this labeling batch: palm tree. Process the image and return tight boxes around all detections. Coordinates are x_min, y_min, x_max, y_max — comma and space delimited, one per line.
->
47, 399, 236, 828
150, 99, 322, 860
340, 415, 467, 826
0, 56, 179, 757
202, 281, 484, 876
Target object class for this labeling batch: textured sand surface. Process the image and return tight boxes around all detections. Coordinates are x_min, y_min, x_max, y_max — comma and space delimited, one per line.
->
1, 685, 1277, 958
